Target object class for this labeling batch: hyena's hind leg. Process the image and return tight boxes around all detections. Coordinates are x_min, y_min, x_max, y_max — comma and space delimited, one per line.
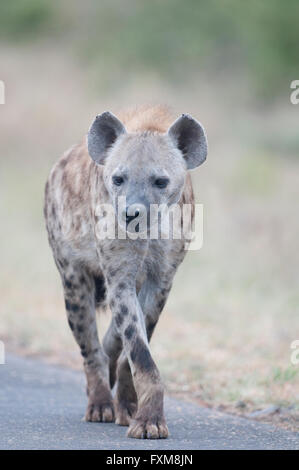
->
57, 256, 114, 422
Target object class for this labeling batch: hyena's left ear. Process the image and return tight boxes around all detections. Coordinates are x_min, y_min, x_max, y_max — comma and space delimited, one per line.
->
167, 114, 208, 169
87, 112, 126, 165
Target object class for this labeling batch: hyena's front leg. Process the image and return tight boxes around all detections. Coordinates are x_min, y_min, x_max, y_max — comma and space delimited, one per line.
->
102, 317, 122, 389
108, 278, 168, 439
59, 261, 114, 422
103, 318, 137, 426
112, 280, 171, 427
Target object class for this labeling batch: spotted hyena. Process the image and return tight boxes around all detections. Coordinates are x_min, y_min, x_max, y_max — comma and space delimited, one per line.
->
44, 105, 207, 439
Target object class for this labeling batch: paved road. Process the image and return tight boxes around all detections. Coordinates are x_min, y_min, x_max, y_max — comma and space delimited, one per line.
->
0, 354, 298, 450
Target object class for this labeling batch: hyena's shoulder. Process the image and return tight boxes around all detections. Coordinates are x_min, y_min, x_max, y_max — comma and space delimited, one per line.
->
47, 140, 92, 200
45, 141, 87, 219
44, 140, 102, 250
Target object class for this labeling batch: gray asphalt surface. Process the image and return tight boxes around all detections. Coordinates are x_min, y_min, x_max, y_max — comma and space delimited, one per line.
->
0, 354, 298, 450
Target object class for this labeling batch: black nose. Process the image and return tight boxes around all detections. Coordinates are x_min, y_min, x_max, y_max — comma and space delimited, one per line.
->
126, 208, 140, 224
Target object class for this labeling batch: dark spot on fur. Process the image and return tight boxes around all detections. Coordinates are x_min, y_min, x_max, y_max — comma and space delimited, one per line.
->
65, 279, 73, 289
115, 313, 123, 327
74, 215, 82, 231
125, 324, 136, 340
132, 314, 137, 322
147, 320, 157, 340
118, 282, 126, 291
110, 299, 115, 308
120, 304, 128, 316
57, 258, 64, 269
108, 268, 117, 278
130, 337, 155, 372
158, 298, 166, 311
65, 299, 79, 313
68, 319, 74, 331
79, 276, 86, 285
77, 324, 84, 333
94, 275, 106, 306
45, 181, 49, 198
51, 205, 56, 218
59, 158, 67, 169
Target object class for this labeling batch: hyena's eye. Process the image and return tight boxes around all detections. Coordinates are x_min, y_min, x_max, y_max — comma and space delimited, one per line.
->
112, 175, 124, 186
154, 178, 169, 189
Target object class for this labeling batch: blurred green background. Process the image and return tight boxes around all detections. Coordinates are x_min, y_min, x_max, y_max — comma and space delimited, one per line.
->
0, 0, 298, 429
1, 0, 299, 98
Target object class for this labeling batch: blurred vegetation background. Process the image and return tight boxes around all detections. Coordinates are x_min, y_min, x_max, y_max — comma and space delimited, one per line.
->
0, 1, 298, 429
1, 0, 299, 98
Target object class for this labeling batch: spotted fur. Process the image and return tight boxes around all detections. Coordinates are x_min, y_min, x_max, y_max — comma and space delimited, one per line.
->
44, 105, 207, 439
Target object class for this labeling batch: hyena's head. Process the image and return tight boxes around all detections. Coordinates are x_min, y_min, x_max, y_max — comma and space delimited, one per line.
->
87, 111, 207, 232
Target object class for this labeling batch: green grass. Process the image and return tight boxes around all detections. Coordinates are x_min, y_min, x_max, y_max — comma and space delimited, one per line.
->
273, 367, 298, 384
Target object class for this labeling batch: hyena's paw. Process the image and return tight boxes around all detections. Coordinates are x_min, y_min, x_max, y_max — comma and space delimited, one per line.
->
84, 384, 114, 423
127, 417, 169, 439
115, 400, 137, 426
85, 401, 114, 422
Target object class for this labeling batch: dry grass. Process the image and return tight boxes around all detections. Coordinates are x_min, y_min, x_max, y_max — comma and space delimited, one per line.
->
0, 44, 298, 431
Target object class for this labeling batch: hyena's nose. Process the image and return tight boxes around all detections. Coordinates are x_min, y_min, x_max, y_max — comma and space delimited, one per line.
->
126, 207, 140, 224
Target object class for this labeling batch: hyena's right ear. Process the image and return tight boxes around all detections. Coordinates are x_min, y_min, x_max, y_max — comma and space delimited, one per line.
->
87, 112, 126, 165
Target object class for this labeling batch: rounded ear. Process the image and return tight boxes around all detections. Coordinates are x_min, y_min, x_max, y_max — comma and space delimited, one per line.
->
167, 114, 207, 169
87, 111, 126, 165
